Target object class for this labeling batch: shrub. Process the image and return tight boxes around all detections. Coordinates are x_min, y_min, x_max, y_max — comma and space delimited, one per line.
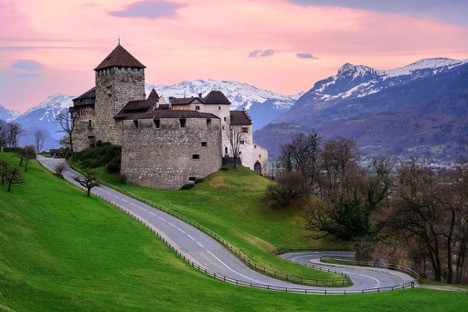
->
263, 171, 310, 209
54, 163, 66, 178
194, 178, 204, 184
220, 166, 229, 171
118, 173, 128, 184
181, 183, 194, 190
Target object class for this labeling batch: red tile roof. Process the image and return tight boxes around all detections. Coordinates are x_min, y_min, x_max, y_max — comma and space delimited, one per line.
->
95, 44, 146, 70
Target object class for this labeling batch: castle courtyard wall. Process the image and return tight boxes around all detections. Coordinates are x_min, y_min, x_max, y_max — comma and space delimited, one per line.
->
121, 117, 222, 190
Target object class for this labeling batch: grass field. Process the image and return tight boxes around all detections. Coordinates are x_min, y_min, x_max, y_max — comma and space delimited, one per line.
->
73, 160, 351, 282
0, 152, 467, 311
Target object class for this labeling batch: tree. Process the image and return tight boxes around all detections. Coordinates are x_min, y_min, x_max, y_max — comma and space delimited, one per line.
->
263, 172, 310, 208
0, 119, 7, 150
0, 160, 10, 184
74, 170, 98, 197
55, 111, 75, 156
5, 122, 23, 148
22, 146, 36, 172
384, 159, 468, 283
6, 166, 24, 192
34, 129, 47, 153
280, 132, 321, 190
225, 125, 244, 169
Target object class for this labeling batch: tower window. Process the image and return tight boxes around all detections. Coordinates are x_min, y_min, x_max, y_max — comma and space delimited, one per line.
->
88, 120, 92, 127
133, 120, 138, 128
225, 147, 228, 155
154, 119, 160, 128
242, 127, 248, 133
224, 117, 227, 121
189, 177, 196, 181
206, 118, 211, 127
240, 140, 245, 145
180, 118, 186, 128
192, 154, 200, 160
195, 105, 200, 111
218, 106, 221, 110
201, 142, 207, 147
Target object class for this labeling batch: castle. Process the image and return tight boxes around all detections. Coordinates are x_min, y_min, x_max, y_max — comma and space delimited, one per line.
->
70, 44, 268, 189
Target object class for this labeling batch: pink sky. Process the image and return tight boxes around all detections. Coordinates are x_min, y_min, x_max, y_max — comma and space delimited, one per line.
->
1, 0, 467, 113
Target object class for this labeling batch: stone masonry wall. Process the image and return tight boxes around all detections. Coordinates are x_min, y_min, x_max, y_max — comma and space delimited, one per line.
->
121, 117, 222, 190
94, 67, 145, 145
71, 106, 96, 152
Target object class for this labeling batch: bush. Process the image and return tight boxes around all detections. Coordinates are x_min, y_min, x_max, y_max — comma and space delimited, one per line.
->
263, 172, 310, 209
194, 178, 204, 184
220, 166, 229, 171
54, 163, 66, 178
181, 183, 194, 190
118, 173, 128, 184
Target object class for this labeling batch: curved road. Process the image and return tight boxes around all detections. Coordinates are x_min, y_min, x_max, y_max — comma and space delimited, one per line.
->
38, 156, 416, 294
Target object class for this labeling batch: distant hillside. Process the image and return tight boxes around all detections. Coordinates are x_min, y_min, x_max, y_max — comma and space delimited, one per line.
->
0, 105, 20, 122
255, 58, 468, 160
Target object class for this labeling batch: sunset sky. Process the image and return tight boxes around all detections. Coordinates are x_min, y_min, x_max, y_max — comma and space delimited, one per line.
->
1, 0, 467, 112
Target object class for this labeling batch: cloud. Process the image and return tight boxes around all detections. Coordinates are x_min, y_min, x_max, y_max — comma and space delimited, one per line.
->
249, 49, 276, 58
16, 73, 41, 79
296, 53, 318, 59
11, 60, 43, 71
109, 0, 186, 19
288, 0, 468, 25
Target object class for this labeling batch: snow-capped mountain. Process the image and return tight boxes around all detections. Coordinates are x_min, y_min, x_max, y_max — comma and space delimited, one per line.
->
0, 105, 20, 122
13, 94, 74, 150
146, 79, 298, 129
256, 58, 468, 160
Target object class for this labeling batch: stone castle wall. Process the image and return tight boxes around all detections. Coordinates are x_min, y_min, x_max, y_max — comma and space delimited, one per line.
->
71, 106, 96, 152
121, 117, 222, 190
94, 67, 145, 145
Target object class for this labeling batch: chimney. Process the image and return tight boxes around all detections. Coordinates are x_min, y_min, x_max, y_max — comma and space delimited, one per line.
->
198, 93, 202, 98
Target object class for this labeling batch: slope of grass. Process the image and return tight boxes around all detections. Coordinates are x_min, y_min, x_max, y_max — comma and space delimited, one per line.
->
76, 161, 351, 282
0, 152, 467, 311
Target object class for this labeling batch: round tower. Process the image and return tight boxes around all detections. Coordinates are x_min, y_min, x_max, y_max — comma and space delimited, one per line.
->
94, 43, 146, 145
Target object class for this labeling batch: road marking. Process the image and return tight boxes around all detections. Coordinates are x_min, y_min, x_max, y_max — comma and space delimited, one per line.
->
105, 190, 111, 194
113, 195, 120, 199
187, 235, 195, 240
206, 250, 263, 284
158, 216, 166, 221
130, 203, 137, 207
197, 242, 204, 248
121, 198, 128, 203
177, 228, 185, 234
149, 211, 156, 216
139, 207, 146, 212
348, 272, 381, 287
168, 222, 176, 227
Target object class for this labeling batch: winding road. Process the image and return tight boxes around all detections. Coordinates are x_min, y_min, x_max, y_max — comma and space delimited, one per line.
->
38, 156, 416, 294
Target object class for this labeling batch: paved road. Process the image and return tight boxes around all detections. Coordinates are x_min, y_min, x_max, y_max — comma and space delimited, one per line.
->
38, 156, 416, 294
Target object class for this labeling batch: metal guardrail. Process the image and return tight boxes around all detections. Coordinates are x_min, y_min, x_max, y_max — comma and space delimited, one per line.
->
38, 159, 416, 294
320, 256, 421, 280
271, 246, 353, 255
68, 163, 351, 287
95, 190, 415, 295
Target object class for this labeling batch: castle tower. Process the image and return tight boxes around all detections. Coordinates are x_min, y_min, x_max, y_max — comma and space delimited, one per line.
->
94, 43, 146, 145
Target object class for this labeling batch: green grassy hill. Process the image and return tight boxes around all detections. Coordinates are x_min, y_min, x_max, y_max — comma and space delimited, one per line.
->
1, 152, 467, 311
76, 157, 350, 282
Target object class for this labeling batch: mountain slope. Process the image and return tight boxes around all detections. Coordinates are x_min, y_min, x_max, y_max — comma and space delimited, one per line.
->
255, 58, 468, 159
0, 105, 20, 122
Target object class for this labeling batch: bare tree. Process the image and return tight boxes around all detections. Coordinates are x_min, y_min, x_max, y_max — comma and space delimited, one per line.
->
225, 126, 244, 169
0, 119, 7, 150
384, 159, 468, 283
34, 129, 47, 153
280, 132, 321, 190
6, 166, 24, 192
0, 160, 9, 184
6, 122, 23, 148
23, 146, 36, 172
55, 111, 75, 156
74, 170, 98, 197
